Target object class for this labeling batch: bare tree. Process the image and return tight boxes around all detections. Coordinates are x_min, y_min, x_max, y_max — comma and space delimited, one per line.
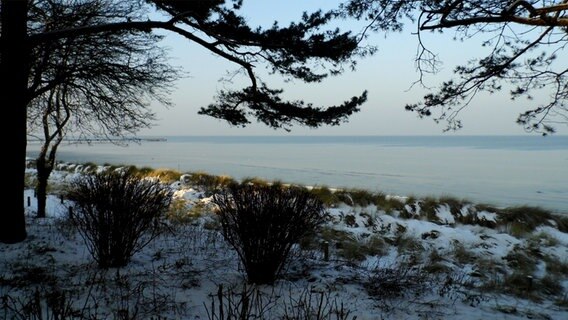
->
29, 86, 70, 220
341, 0, 568, 134
1, 0, 368, 243
27, 0, 178, 218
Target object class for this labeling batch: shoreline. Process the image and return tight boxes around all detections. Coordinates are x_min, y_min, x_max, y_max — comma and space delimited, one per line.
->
27, 137, 167, 144
26, 158, 568, 216
25, 135, 568, 212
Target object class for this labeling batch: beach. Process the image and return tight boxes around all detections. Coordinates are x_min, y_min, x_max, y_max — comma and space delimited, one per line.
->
2, 163, 567, 319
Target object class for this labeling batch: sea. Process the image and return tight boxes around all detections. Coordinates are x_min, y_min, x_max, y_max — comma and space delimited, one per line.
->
26, 135, 568, 213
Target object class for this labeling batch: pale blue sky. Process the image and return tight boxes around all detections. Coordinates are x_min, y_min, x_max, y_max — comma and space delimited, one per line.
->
141, 1, 566, 136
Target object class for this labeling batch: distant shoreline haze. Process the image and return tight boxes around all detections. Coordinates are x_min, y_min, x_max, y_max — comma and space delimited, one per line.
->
27, 135, 568, 212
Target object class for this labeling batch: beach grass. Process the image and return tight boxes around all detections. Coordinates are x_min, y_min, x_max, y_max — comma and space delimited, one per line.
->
40, 160, 567, 219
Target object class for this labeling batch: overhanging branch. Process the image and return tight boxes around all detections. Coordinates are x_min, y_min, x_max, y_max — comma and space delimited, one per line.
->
29, 17, 258, 93
420, 0, 568, 30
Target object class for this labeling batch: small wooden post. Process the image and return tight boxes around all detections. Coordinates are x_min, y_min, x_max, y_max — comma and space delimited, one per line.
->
27, 196, 31, 207
60, 195, 64, 204
322, 241, 329, 261
68, 206, 73, 218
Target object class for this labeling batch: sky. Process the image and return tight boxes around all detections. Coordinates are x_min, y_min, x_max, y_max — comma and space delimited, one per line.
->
140, 1, 567, 137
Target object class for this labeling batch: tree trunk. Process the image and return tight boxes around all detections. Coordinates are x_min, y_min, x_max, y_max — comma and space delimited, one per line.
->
36, 175, 48, 218
35, 158, 52, 219
35, 140, 59, 218
0, 0, 29, 243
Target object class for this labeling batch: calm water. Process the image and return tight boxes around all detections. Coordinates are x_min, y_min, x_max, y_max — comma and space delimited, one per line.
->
26, 135, 568, 212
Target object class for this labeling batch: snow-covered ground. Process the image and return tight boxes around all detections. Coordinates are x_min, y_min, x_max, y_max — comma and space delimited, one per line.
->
1, 164, 567, 319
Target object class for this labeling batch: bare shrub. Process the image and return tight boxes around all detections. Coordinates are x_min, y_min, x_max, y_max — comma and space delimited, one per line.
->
203, 284, 354, 320
204, 284, 276, 320
281, 287, 354, 320
66, 171, 172, 268
1, 267, 187, 320
365, 260, 481, 314
1, 287, 86, 320
364, 263, 431, 301
212, 183, 327, 284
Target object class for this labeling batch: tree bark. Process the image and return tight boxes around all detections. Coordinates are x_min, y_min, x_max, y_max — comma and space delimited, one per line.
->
0, 0, 29, 243
35, 157, 52, 219
36, 173, 48, 219
35, 134, 60, 218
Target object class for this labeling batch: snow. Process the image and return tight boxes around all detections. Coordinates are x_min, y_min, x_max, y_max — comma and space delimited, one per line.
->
435, 205, 456, 225
476, 210, 498, 224
2, 165, 568, 319
537, 226, 568, 247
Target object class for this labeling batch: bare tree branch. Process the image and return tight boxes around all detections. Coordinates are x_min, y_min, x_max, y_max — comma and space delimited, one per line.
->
343, 0, 568, 134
